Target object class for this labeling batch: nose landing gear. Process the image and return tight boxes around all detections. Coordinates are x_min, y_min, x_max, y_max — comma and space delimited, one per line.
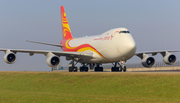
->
120, 60, 126, 72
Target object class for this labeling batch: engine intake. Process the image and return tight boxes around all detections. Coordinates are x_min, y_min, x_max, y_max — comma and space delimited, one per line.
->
4, 52, 16, 64
163, 53, 176, 65
141, 56, 155, 68
46, 52, 60, 67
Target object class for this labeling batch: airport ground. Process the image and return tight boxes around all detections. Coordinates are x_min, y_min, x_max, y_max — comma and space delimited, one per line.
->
52, 66, 180, 72
0, 68, 180, 103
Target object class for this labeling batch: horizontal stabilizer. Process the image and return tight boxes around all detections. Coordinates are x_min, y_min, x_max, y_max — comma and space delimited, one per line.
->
25, 40, 63, 47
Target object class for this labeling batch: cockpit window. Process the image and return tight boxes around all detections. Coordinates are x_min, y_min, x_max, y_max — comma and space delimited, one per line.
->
119, 31, 130, 33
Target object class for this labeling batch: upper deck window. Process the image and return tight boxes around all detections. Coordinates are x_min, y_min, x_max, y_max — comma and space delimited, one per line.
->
119, 31, 130, 33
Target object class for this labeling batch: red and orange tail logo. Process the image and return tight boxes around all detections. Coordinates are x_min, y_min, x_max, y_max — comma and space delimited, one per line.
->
60, 6, 73, 40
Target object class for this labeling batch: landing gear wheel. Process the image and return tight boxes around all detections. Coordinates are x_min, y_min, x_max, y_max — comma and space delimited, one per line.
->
95, 67, 98, 72
111, 67, 115, 72
80, 67, 88, 72
100, 67, 103, 72
94, 64, 103, 72
73, 67, 78, 72
69, 67, 77, 72
80, 67, 83, 72
95, 67, 103, 72
119, 60, 127, 72
122, 66, 126, 72
69, 67, 73, 72
85, 67, 88, 72
111, 67, 119, 72
119, 66, 122, 72
111, 62, 120, 72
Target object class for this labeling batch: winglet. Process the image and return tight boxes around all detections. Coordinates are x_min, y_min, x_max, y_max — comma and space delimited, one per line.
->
60, 6, 73, 40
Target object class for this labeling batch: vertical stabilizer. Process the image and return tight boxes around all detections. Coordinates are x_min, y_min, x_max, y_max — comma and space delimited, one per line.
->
60, 6, 73, 40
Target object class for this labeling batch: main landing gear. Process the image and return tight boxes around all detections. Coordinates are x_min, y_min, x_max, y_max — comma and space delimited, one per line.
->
111, 61, 126, 72
68, 58, 126, 72
69, 66, 78, 72
68, 58, 78, 72
94, 64, 103, 72
80, 63, 88, 72
111, 62, 120, 72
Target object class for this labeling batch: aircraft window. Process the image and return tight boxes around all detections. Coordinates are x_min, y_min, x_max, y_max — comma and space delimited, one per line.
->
119, 31, 130, 33
120, 31, 126, 33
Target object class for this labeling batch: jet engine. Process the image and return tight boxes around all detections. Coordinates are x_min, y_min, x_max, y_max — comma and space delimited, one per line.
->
46, 52, 60, 67
4, 51, 16, 64
163, 53, 176, 65
141, 56, 155, 68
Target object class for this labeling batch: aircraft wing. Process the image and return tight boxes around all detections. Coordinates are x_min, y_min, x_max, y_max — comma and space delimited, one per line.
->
135, 50, 180, 58
25, 40, 63, 47
0, 48, 93, 58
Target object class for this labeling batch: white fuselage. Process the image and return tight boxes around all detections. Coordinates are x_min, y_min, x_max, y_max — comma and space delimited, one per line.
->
68, 28, 136, 63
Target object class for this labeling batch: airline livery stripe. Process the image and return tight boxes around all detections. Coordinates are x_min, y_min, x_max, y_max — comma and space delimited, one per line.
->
63, 39, 110, 61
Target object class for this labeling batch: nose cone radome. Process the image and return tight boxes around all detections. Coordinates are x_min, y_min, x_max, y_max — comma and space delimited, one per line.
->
127, 40, 136, 54
124, 40, 136, 59
117, 35, 136, 59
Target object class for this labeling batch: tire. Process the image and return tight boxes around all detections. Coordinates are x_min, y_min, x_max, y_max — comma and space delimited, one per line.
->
69, 67, 73, 72
80, 67, 83, 72
115, 67, 119, 71
95, 67, 98, 72
111, 67, 115, 72
123, 66, 126, 72
95, 67, 103, 72
80, 67, 88, 72
74, 67, 78, 72
85, 67, 88, 72
119, 66, 122, 72
112, 67, 119, 72
100, 67, 103, 72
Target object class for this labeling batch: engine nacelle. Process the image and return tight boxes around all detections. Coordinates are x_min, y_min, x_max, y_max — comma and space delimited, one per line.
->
163, 53, 176, 65
4, 52, 16, 64
46, 53, 60, 67
141, 56, 155, 68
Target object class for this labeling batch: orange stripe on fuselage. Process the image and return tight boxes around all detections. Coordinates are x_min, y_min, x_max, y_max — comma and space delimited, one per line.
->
61, 39, 109, 60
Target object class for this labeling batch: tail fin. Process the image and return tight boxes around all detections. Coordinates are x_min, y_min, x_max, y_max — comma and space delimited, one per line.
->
60, 6, 73, 40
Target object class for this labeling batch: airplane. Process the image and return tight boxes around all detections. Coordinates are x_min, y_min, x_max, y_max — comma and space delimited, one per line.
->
0, 6, 178, 72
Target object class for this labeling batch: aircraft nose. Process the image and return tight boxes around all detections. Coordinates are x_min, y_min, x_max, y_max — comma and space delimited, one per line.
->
128, 40, 136, 52
124, 40, 136, 57
117, 35, 136, 55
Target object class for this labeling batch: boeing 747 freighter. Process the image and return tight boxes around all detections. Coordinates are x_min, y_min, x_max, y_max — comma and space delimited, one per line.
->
0, 6, 178, 72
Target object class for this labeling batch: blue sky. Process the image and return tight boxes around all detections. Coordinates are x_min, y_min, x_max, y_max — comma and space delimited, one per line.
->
0, 0, 180, 71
